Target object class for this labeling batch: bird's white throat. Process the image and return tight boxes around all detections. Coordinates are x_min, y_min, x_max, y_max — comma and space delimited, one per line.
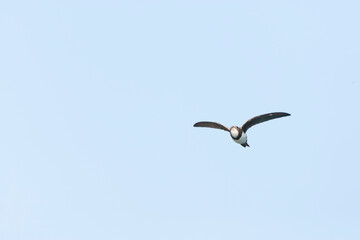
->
230, 127, 240, 138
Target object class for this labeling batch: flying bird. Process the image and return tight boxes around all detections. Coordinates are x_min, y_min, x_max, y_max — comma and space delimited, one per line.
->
194, 112, 290, 147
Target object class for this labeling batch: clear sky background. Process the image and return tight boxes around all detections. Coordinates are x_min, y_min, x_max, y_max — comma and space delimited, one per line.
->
1, 1, 360, 239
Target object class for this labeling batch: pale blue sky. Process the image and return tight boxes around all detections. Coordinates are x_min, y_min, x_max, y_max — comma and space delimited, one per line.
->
1, 1, 360, 239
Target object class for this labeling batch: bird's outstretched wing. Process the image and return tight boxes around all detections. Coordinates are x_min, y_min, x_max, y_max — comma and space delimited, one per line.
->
193, 121, 230, 132
241, 112, 290, 133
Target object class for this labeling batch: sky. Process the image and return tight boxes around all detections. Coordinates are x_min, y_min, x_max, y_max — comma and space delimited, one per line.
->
1, 1, 360, 239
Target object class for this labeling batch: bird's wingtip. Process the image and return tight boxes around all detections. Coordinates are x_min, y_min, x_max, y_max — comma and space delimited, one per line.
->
279, 112, 291, 116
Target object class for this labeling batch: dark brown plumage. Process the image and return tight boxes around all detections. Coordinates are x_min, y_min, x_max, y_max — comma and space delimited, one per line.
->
241, 112, 290, 133
193, 121, 229, 132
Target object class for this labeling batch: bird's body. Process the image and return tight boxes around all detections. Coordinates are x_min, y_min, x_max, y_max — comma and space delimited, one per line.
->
194, 112, 290, 147
230, 126, 248, 146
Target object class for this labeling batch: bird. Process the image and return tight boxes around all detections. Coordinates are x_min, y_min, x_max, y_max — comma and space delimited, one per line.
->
193, 112, 290, 147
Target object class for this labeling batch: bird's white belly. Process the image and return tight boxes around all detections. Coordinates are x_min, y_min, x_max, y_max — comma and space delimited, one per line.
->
233, 132, 247, 144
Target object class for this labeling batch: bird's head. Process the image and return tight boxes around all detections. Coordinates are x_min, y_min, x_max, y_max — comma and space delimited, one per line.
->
230, 126, 242, 139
